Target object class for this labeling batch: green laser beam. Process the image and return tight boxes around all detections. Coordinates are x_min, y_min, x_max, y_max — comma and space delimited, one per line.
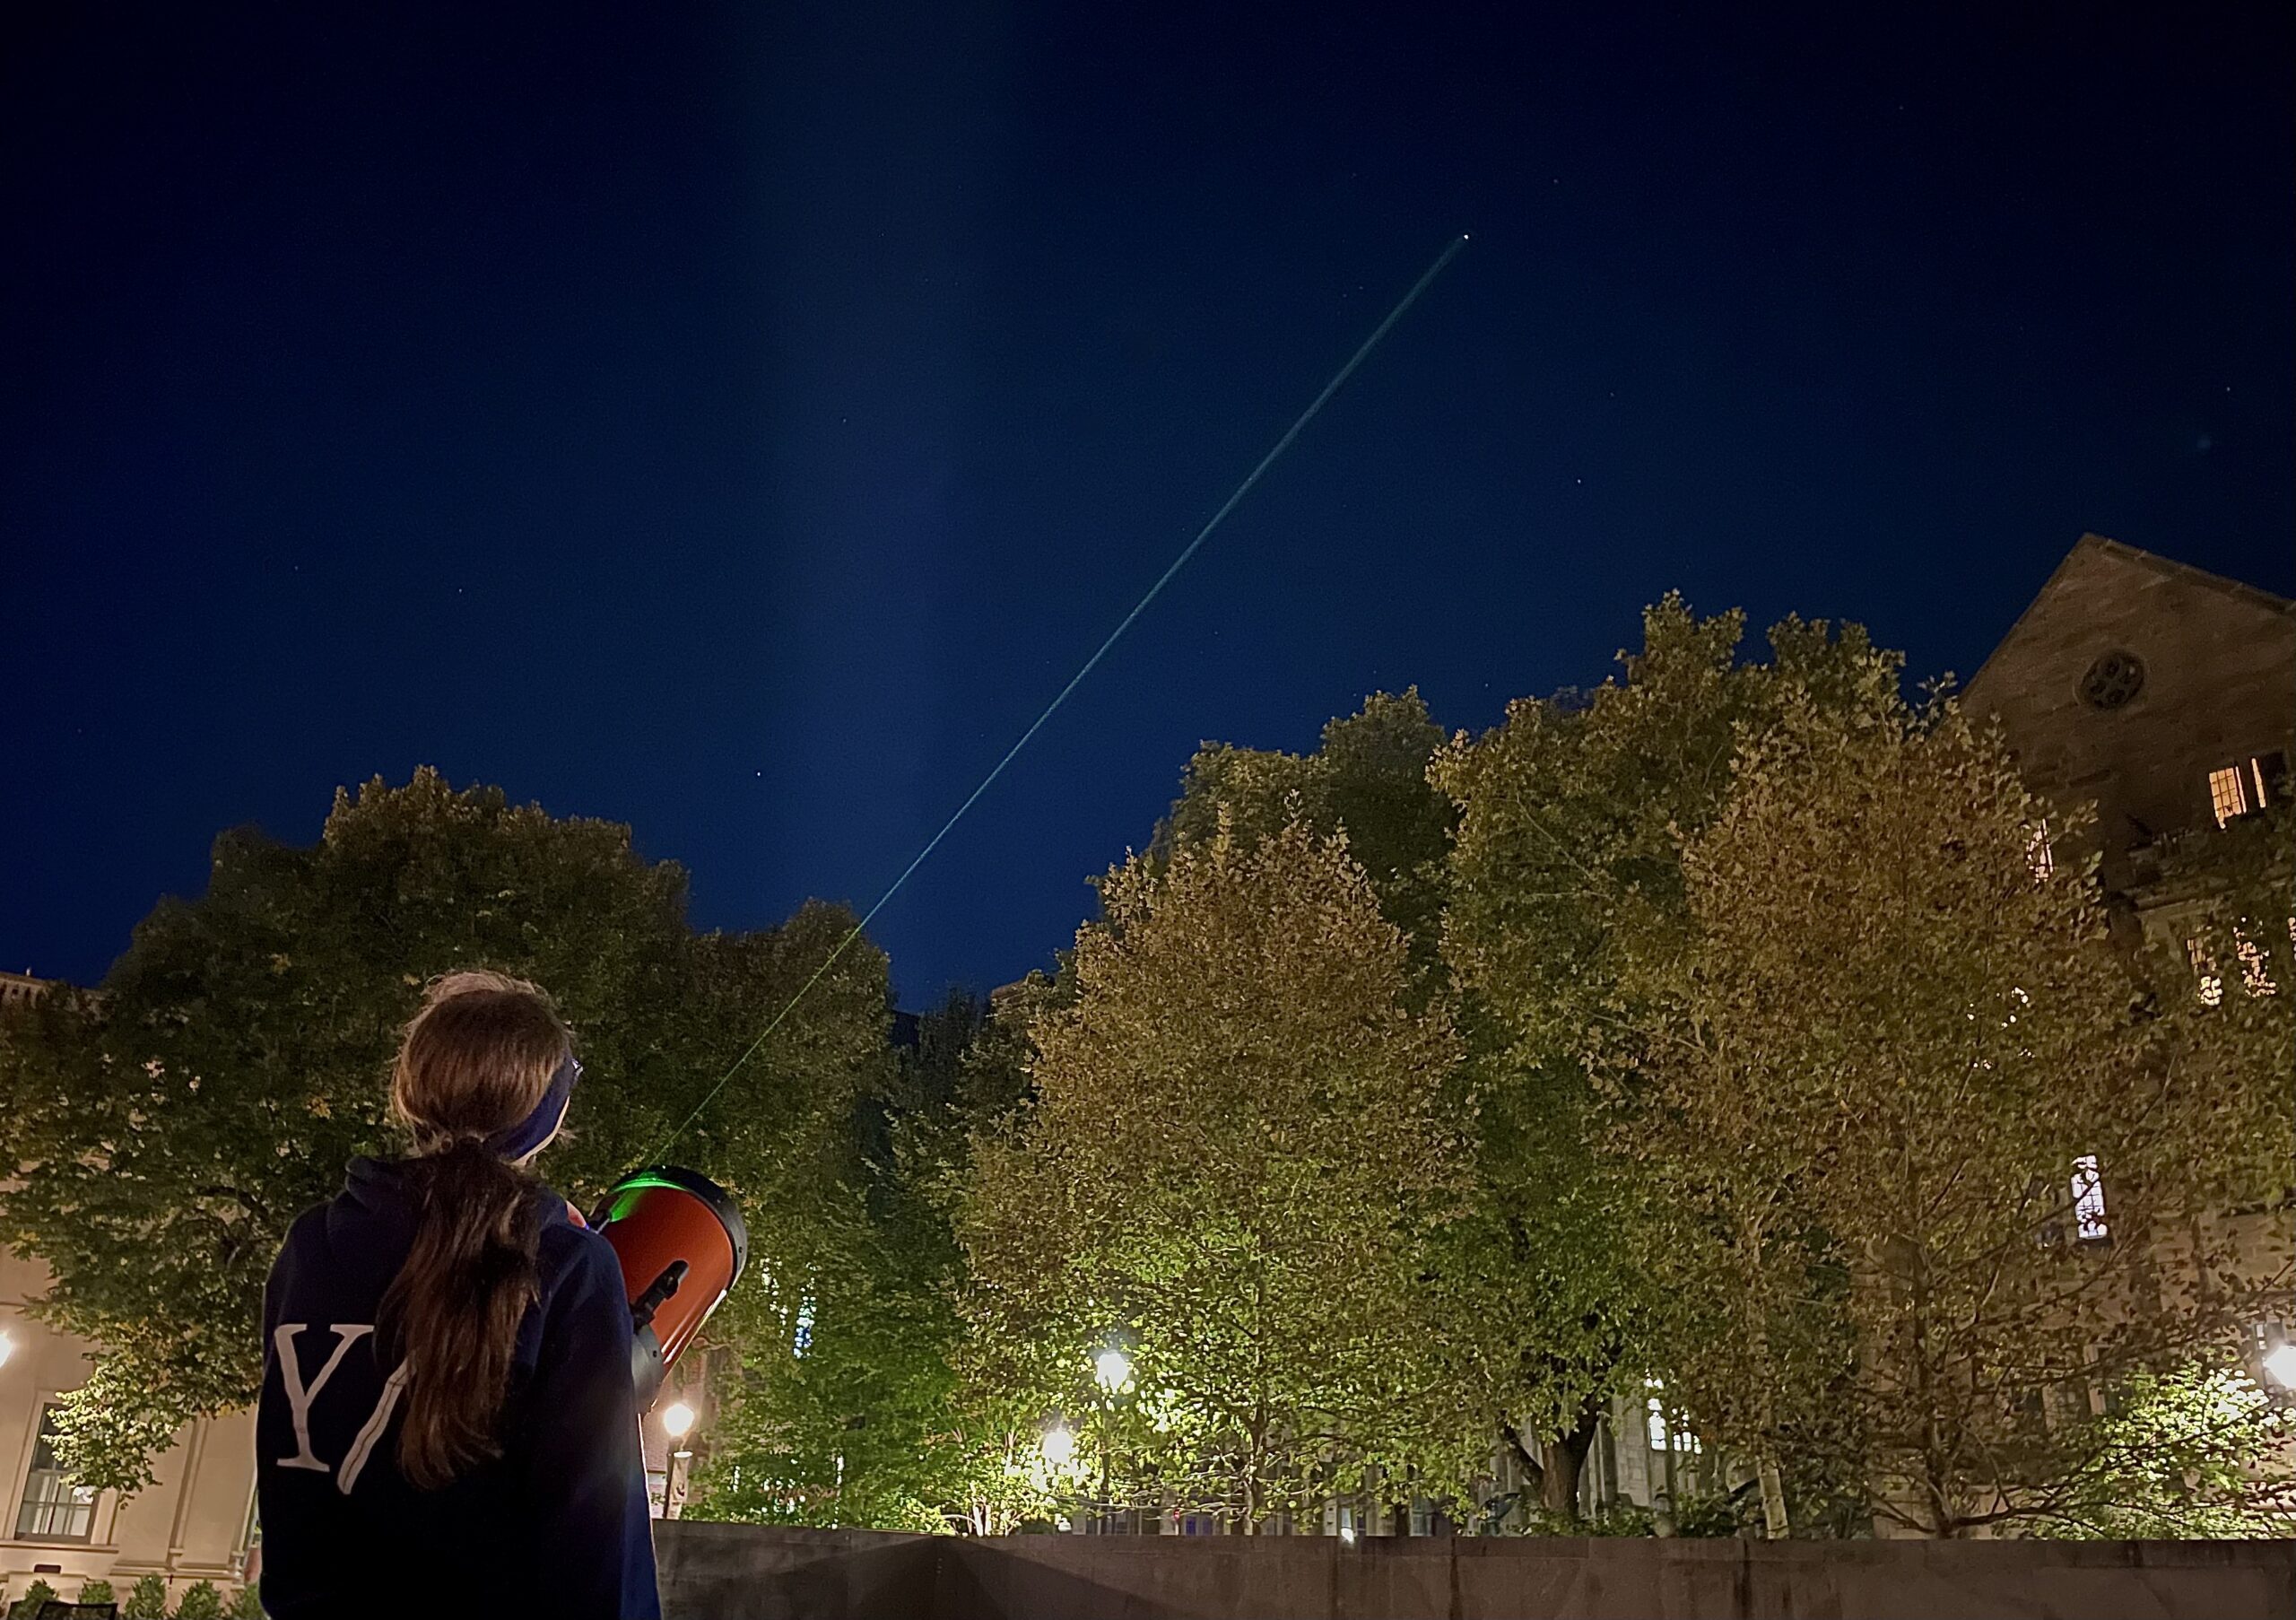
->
646, 232, 1470, 1162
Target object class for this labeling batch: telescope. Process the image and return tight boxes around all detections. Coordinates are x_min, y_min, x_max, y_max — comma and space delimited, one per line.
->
592, 1166, 748, 1407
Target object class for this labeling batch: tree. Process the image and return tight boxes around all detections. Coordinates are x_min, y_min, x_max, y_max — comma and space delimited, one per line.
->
1160, 690, 1454, 977
686, 986, 1073, 1534
1619, 693, 2292, 1535
0, 769, 890, 1491
961, 820, 1474, 1528
1434, 597, 1905, 1526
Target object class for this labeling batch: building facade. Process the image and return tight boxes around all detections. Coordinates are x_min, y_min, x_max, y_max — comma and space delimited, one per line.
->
1963, 528, 2296, 1380
3, 977, 261, 1609
1961, 532, 2294, 935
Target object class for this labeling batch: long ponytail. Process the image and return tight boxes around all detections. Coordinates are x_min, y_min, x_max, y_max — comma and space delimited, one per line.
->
380, 971, 571, 1490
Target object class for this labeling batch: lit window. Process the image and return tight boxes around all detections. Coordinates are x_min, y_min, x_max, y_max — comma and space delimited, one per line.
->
2070, 1154, 2108, 1241
2209, 767, 2249, 827
2234, 935, 2277, 997
13, 1403, 99, 1541
2187, 939, 2223, 1007
1644, 1379, 1700, 1454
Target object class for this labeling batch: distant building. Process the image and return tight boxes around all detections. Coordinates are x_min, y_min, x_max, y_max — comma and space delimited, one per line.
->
2, 971, 258, 1607
1962, 532, 2294, 940
1964, 528, 2296, 1401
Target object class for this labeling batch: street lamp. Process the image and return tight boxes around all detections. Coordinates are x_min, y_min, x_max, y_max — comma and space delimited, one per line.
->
661, 1401, 698, 1520
1041, 1419, 1075, 1469
2264, 1346, 2296, 1390
1091, 1344, 1136, 1533
2263, 1340, 2296, 1392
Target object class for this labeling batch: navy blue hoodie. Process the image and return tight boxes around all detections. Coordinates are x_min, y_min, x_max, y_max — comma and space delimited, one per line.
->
257, 1158, 660, 1618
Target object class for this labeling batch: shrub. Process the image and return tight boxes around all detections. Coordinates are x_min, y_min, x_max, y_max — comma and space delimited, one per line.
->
1670, 1482, 1759, 1538
172, 1582, 223, 1620
122, 1575, 170, 1619
227, 1585, 264, 1619
1513, 1496, 1657, 1537
10, 1580, 59, 1620
75, 1581, 117, 1606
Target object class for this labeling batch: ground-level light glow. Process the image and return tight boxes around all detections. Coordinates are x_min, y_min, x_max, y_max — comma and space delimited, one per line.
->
2263, 1343, 2296, 1390
1041, 1420, 1076, 1468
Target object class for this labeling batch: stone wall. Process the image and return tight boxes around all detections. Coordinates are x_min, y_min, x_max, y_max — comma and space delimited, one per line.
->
655, 1523, 2296, 1620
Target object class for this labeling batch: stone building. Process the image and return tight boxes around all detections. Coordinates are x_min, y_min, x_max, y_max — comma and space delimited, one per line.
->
1962, 528, 2296, 1380
1, 976, 260, 1609
1961, 532, 2294, 934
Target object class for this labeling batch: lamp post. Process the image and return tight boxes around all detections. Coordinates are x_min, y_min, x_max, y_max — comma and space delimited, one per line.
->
662, 1400, 698, 1520
1092, 1345, 1134, 1533
1040, 1416, 1077, 1530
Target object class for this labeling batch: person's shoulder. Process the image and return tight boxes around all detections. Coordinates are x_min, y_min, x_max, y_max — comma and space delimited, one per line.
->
273, 1196, 338, 1272
536, 1200, 624, 1293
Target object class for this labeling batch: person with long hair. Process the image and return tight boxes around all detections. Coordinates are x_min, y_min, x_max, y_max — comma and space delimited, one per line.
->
256, 971, 657, 1617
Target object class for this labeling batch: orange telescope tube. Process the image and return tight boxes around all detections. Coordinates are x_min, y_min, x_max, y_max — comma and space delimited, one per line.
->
593, 1166, 748, 1408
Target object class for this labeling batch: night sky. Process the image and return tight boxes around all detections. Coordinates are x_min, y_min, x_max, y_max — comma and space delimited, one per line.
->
5, 3, 2292, 1004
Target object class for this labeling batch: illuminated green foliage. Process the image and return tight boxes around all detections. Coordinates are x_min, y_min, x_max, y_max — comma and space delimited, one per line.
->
961, 821, 1476, 1527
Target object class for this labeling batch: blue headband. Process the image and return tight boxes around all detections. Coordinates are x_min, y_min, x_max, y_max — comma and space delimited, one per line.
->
486, 1055, 578, 1161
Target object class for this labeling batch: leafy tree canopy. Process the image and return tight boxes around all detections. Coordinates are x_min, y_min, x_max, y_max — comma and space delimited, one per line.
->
0, 768, 888, 1491
1160, 689, 1453, 966
1429, 597, 1904, 1520
963, 819, 1475, 1527
1620, 692, 2292, 1534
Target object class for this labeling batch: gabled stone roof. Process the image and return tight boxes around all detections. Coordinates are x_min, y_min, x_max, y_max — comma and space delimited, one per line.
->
1967, 534, 2292, 696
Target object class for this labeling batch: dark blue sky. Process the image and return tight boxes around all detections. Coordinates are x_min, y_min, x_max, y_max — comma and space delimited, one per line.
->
5, 2, 2291, 1003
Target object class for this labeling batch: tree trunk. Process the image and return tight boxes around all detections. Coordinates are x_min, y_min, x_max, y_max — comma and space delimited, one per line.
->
1501, 1421, 1544, 1502
1540, 1398, 1605, 1520
1740, 1219, 1790, 1540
